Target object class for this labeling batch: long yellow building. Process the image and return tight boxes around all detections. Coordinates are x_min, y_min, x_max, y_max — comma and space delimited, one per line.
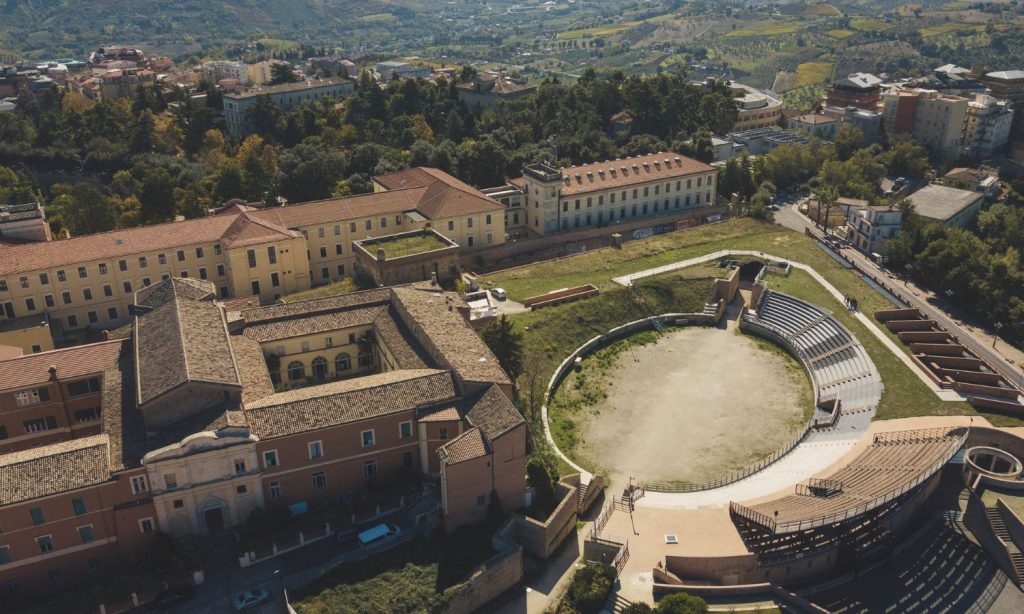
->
0, 168, 504, 342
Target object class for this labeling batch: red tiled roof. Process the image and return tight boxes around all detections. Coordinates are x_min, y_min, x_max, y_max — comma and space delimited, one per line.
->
220, 213, 302, 249
438, 427, 487, 464
374, 167, 504, 218
0, 339, 125, 391
557, 152, 715, 197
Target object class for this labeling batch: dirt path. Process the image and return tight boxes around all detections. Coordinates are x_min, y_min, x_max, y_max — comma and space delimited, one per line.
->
577, 327, 809, 488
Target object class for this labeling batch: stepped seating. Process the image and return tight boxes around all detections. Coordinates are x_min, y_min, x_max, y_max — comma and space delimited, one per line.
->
738, 429, 965, 533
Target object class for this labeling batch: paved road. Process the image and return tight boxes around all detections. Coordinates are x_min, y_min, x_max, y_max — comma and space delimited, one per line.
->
782, 203, 1024, 395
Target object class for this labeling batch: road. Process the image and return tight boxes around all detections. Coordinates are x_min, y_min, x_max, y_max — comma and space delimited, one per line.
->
779, 202, 1024, 394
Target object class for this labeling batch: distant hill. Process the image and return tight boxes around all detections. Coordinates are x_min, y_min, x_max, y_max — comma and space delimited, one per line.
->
0, 0, 430, 60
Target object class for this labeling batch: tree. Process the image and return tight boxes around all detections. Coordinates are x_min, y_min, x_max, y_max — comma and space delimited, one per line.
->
269, 62, 300, 85
883, 138, 930, 179
480, 315, 524, 382
246, 95, 283, 137
63, 183, 116, 236
655, 592, 708, 614
622, 604, 654, 614
834, 124, 864, 161
138, 167, 177, 223
527, 457, 557, 514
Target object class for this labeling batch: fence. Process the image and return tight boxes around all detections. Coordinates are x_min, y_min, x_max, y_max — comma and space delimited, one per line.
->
591, 498, 615, 540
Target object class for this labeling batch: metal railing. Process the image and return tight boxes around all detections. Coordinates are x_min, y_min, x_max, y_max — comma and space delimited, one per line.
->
795, 478, 844, 497
591, 499, 615, 540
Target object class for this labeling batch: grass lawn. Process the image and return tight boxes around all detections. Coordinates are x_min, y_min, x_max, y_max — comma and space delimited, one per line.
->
284, 278, 362, 302
825, 29, 856, 39
795, 61, 834, 87
366, 231, 451, 259
850, 18, 895, 32
482, 218, 1023, 428
358, 12, 397, 23
291, 526, 496, 614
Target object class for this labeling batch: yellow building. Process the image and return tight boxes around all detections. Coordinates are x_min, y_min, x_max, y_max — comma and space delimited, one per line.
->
0, 168, 505, 336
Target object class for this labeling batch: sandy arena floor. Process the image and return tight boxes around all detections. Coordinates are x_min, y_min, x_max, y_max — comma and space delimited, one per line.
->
576, 327, 809, 487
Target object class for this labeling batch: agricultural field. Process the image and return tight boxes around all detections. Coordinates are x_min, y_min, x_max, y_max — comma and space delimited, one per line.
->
919, 23, 986, 37
795, 61, 834, 86
723, 20, 805, 38
850, 18, 896, 32
825, 29, 857, 39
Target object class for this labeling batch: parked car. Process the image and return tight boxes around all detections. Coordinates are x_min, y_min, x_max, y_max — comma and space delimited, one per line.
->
232, 588, 270, 611
358, 523, 401, 548
491, 287, 507, 301
153, 585, 196, 608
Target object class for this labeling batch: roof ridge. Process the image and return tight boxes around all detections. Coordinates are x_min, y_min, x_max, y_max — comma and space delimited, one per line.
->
246, 368, 447, 409
0, 338, 124, 363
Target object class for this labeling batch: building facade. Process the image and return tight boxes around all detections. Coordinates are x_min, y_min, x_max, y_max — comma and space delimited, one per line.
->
788, 114, 838, 139
222, 77, 354, 137
962, 94, 1014, 160
726, 83, 784, 131
822, 105, 882, 144
882, 88, 967, 162
825, 73, 882, 111
504, 152, 718, 237
0, 168, 505, 338
845, 206, 903, 257
0, 277, 523, 596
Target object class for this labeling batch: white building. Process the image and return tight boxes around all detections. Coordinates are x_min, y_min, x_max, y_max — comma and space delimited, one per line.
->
198, 60, 249, 85
374, 61, 432, 82
222, 77, 354, 137
962, 94, 1014, 161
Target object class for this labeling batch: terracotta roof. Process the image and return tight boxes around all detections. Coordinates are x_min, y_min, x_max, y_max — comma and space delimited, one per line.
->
391, 287, 511, 387
244, 369, 456, 439
219, 213, 302, 249
0, 435, 111, 505
372, 307, 431, 369
134, 279, 240, 405
224, 77, 352, 100
243, 305, 385, 343
793, 114, 836, 125
438, 427, 487, 465
0, 339, 125, 392
242, 288, 392, 324
466, 385, 524, 442
231, 335, 276, 406
419, 405, 461, 422
136, 277, 215, 307
373, 167, 504, 218
251, 188, 426, 230
556, 152, 715, 197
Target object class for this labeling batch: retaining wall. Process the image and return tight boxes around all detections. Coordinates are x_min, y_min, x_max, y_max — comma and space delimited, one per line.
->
922, 355, 986, 370
875, 308, 922, 321
955, 382, 1020, 399
441, 520, 524, 614
909, 343, 966, 355
886, 319, 939, 332
897, 331, 953, 342
515, 482, 578, 559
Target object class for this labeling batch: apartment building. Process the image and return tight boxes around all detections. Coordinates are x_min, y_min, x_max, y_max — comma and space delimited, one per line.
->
825, 73, 882, 111
196, 60, 249, 85
845, 205, 904, 257
504, 152, 718, 236
0, 167, 505, 339
726, 82, 784, 131
822, 105, 882, 144
374, 61, 432, 83
962, 94, 1014, 160
222, 77, 354, 137
788, 114, 838, 139
978, 70, 1024, 105
0, 277, 523, 596
882, 88, 967, 162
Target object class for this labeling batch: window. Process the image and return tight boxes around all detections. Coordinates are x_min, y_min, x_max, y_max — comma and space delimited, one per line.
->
324, 336, 333, 349
477, 495, 486, 507
37, 535, 53, 553
102, 284, 112, 297
199, 267, 207, 280
379, 217, 387, 229
269, 482, 281, 500
361, 430, 375, 447
234, 459, 246, 474
67, 378, 101, 396
176, 250, 185, 262
317, 226, 325, 238
335, 353, 351, 372
358, 351, 374, 368
39, 273, 49, 285
57, 270, 66, 282
44, 295, 54, 308
78, 266, 88, 279
30, 507, 45, 525
365, 220, 372, 231
0, 546, 10, 565
448, 220, 454, 231
349, 222, 356, 233
467, 236, 474, 247
78, 525, 94, 544
308, 441, 323, 459
82, 288, 92, 301
122, 281, 132, 294
364, 460, 377, 477
118, 260, 128, 272
173, 499, 184, 509
400, 421, 412, 438
195, 247, 204, 259
87, 311, 98, 324
16, 388, 50, 406
301, 341, 310, 353
247, 249, 257, 268
107, 307, 118, 320
217, 264, 225, 277
142, 277, 150, 287
61, 291, 72, 305
219, 286, 228, 298
72, 498, 87, 516
214, 243, 222, 255
0, 425, 6, 439
25, 298, 35, 312
263, 450, 278, 468
138, 256, 147, 268
270, 272, 280, 287
439, 427, 448, 440
74, 407, 101, 422
130, 475, 148, 494
318, 247, 327, 259
320, 267, 329, 280
157, 254, 166, 265
467, 217, 474, 228
312, 472, 327, 490
334, 225, 341, 236
251, 280, 261, 295
486, 214, 492, 225
335, 244, 343, 255
267, 246, 277, 264
179, 270, 189, 278
236, 485, 248, 495
163, 472, 178, 490
138, 518, 155, 533
67, 315, 77, 328
287, 362, 305, 381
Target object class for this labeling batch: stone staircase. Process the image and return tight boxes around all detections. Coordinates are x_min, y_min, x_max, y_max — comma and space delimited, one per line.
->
628, 282, 664, 332
986, 506, 1024, 583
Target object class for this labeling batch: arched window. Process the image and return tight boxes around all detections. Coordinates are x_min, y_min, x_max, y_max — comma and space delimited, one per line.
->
311, 357, 328, 380
287, 361, 305, 381
335, 352, 351, 372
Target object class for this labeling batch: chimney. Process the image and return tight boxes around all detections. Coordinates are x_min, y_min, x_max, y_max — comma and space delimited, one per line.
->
48, 365, 57, 380
376, 247, 386, 262
431, 271, 438, 286
101, 330, 110, 341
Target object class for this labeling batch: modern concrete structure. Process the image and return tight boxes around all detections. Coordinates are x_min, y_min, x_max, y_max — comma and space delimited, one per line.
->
978, 70, 1024, 105
962, 94, 1014, 160
725, 83, 784, 131
0, 202, 51, 244
904, 183, 985, 227
825, 72, 882, 111
881, 88, 968, 162
822, 105, 883, 144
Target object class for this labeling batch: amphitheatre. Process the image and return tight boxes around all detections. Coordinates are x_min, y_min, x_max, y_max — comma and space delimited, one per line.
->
481, 231, 1024, 612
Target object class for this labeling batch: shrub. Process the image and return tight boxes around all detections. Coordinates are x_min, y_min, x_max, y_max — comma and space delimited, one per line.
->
527, 457, 558, 516
559, 563, 618, 614
655, 592, 708, 613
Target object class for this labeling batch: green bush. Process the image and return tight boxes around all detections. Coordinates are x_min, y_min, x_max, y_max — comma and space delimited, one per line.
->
559, 563, 618, 614
655, 592, 708, 613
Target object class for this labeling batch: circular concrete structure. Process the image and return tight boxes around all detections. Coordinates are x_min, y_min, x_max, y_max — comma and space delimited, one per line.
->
963, 446, 1023, 485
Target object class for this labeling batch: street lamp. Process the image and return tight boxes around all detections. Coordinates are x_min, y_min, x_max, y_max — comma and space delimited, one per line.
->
993, 322, 1003, 349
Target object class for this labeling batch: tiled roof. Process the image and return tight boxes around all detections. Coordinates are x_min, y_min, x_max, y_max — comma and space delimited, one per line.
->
466, 385, 524, 442
135, 277, 215, 307
419, 405, 461, 422
243, 305, 385, 343
0, 339, 125, 392
101, 357, 148, 471
373, 167, 504, 218
135, 279, 240, 405
373, 307, 430, 369
219, 213, 302, 249
231, 335, 276, 405
793, 114, 836, 125
224, 77, 352, 100
438, 427, 487, 465
251, 188, 425, 230
241, 288, 392, 324
556, 152, 715, 197
391, 287, 511, 387
0, 435, 111, 505
244, 369, 456, 439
